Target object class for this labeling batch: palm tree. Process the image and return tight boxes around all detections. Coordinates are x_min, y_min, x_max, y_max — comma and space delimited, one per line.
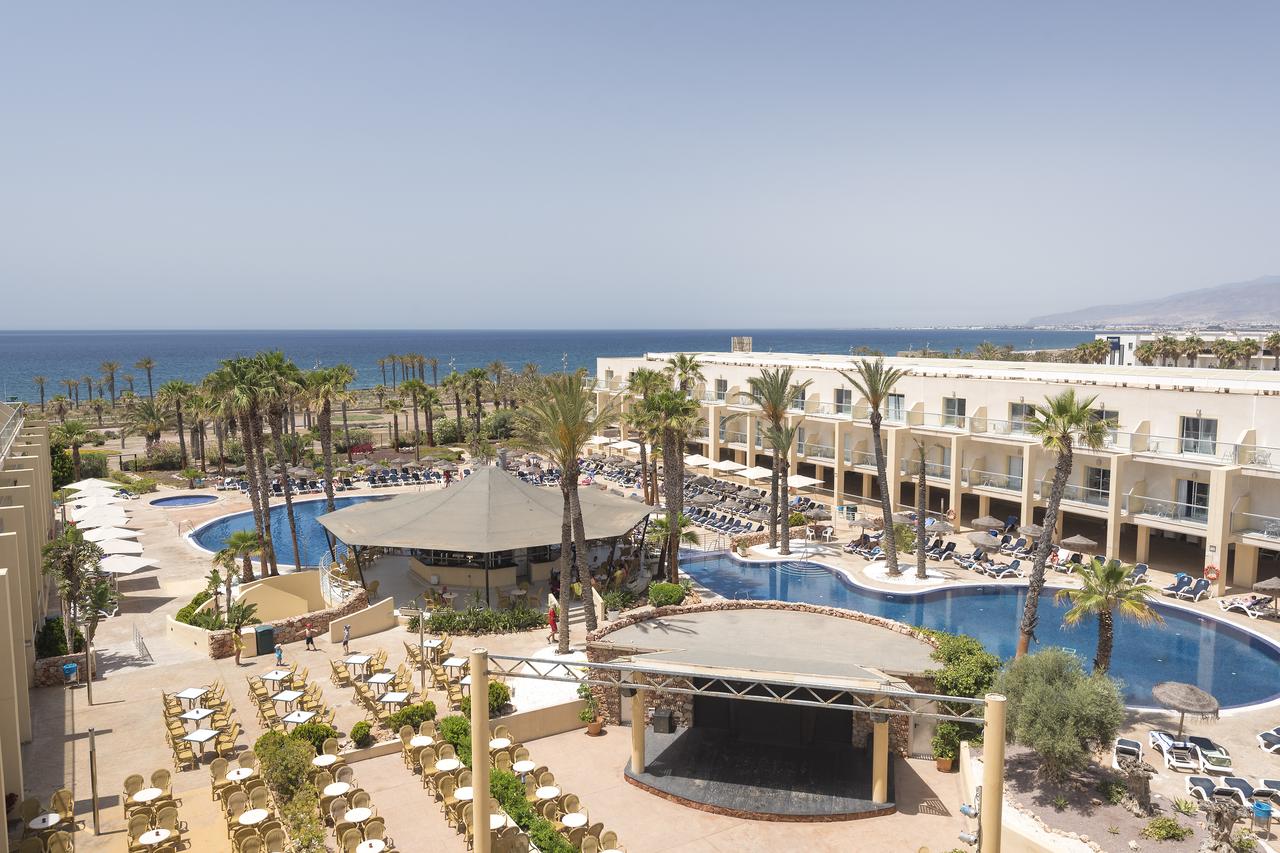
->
665, 353, 704, 393
54, 420, 91, 481
135, 357, 156, 398
50, 396, 69, 423
646, 514, 700, 550
626, 368, 668, 505
60, 378, 78, 409
157, 380, 195, 467
516, 372, 620, 650
401, 379, 427, 460
308, 364, 355, 512
1016, 389, 1110, 657
465, 367, 489, 433
745, 368, 811, 550
442, 372, 465, 434
100, 361, 120, 407
184, 390, 210, 471
216, 529, 260, 596
837, 358, 907, 575
77, 574, 116, 701
82, 375, 94, 407
257, 351, 305, 570
1134, 342, 1157, 366
384, 398, 404, 448
420, 387, 441, 447
88, 398, 106, 428
427, 356, 439, 386
1055, 558, 1162, 673
388, 354, 400, 388
1211, 338, 1237, 369
1266, 332, 1280, 371
378, 358, 388, 387
33, 376, 46, 412
122, 373, 135, 395
639, 388, 702, 580
766, 422, 805, 555
1181, 335, 1206, 366
1154, 334, 1181, 366
912, 441, 929, 580
372, 384, 388, 409
126, 398, 168, 450
41, 527, 103, 651
1236, 338, 1260, 370
488, 361, 508, 410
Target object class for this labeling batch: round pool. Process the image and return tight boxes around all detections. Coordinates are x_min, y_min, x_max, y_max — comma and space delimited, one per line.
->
151, 494, 219, 508
681, 553, 1280, 710
189, 495, 386, 566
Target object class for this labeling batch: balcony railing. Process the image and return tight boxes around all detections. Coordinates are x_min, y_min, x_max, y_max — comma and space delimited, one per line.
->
1126, 494, 1209, 524
845, 449, 878, 468
727, 393, 755, 408
964, 469, 1023, 492
721, 431, 747, 445
799, 442, 836, 460
902, 459, 951, 479
0, 403, 22, 460
1058, 482, 1111, 507
969, 417, 1033, 438
1139, 434, 1238, 463
1239, 445, 1280, 471
1231, 511, 1280, 540
910, 411, 967, 430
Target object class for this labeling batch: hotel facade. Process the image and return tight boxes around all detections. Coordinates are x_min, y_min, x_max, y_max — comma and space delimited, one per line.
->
594, 350, 1280, 594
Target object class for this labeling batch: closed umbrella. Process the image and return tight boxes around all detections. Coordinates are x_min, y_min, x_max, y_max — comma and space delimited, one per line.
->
1151, 681, 1219, 739
971, 515, 1004, 529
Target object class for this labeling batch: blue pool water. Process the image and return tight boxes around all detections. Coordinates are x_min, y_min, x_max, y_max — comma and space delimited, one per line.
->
681, 553, 1280, 709
191, 496, 386, 566
151, 494, 218, 507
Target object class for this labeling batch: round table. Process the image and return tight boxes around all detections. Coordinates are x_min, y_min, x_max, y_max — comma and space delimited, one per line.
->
323, 781, 352, 798
454, 786, 474, 802
345, 807, 373, 824
489, 813, 507, 830
311, 754, 338, 768
512, 760, 536, 775
238, 808, 270, 826
562, 812, 588, 829
409, 735, 434, 747
357, 842, 387, 853
489, 737, 512, 750
535, 785, 561, 801
226, 767, 255, 782
435, 758, 461, 773
27, 813, 61, 831
138, 828, 172, 846
131, 787, 163, 804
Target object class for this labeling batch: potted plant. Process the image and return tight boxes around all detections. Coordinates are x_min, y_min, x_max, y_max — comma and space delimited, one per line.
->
578, 684, 603, 736
932, 722, 960, 772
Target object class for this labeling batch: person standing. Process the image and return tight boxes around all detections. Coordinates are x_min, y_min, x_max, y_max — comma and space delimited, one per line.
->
232, 631, 245, 666
304, 623, 317, 650
274, 643, 284, 666
546, 602, 558, 644
342, 623, 351, 655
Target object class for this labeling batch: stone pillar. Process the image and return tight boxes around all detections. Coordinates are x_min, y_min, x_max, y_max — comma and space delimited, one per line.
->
871, 714, 890, 805
862, 472, 874, 502
977, 494, 991, 521
1135, 525, 1151, 565
1233, 543, 1259, 588
1206, 468, 1232, 596
980, 694, 1007, 853
469, 648, 491, 853
0, 569, 23, 800
0, 530, 30, 742
1105, 456, 1125, 560
629, 689, 646, 774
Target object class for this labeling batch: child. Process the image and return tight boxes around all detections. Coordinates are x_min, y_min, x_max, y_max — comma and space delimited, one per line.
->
304, 623, 317, 650
342, 623, 351, 655
274, 643, 284, 666
546, 603, 559, 644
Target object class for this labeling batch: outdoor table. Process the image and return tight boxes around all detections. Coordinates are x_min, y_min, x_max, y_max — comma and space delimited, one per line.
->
344, 807, 372, 824
182, 728, 219, 754
435, 758, 461, 773
535, 785, 561, 801
441, 656, 467, 674
174, 687, 207, 707
379, 691, 410, 707
561, 812, 588, 829
323, 781, 352, 798
282, 710, 317, 728
409, 735, 434, 748
261, 669, 292, 684
509, 588, 528, 597
460, 675, 472, 687
272, 689, 304, 709
441, 592, 457, 609
357, 841, 387, 853
131, 787, 163, 805
512, 760, 536, 776
455, 786, 474, 802
238, 808, 270, 826
138, 828, 172, 847
488, 813, 506, 830
311, 754, 338, 768
226, 768, 254, 782
344, 654, 373, 679
488, 737, 512, 751
179, 707, 215, 726
367, 672, 395, 693
28, 813, 60, 832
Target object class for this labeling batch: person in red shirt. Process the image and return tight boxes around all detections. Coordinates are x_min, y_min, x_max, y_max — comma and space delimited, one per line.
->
546, 603, 558, 644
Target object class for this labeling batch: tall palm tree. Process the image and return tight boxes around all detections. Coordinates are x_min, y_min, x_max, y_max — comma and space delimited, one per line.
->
1266, 332, 1280, 371
53, 420, 90, 481
401, 379, 427, 460
122, 373, 135, 395
184, 390, 210, 471
1211, 338, 1238, 369
1154, 334, 1181, 366
442, 372, 465, 434
837, 358, 907, 575
50, 396, 69, 423
216, 528, 261, 591
640, 388, 702, 580
911, 441, 931, 580
308, 364, 355, 512
384, 398, 404, 448
202, 377, 230, 475
746, 368, 811, 550
61, 378, 78, 409
626, 368, 668, 505
465, 368, 489, 433
427, 356, 439, 386
257, 351, 305, 570
420, 387, 441, 447
157, 380, 195, 467
1054, 558, 1162, 673
372, 384, 388, 409
100, 361, 120, 407
88, 398, 106, 428
1134, 342, 1157, 366
488, 361, 508, 410
1181, 335, 1206, 366
81, 375, 94, 407
1235, 338, 1260, 370
135, 357, 156, 398
665, 353, 704, 393
1016, 389, 1110, 657
126, 398, 168, 451
33, 376, 46, 412
516, 372, 620, 650
377, 358, 388, 387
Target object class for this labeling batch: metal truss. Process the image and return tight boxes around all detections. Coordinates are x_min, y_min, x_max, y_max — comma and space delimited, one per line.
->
486, 653, 986, 724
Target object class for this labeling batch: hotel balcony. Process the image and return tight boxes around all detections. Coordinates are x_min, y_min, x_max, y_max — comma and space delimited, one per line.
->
901, 459, 951, 480
0, 404, 20, 457
962, 468, 1022, 494
1239, 444, 1280, 472
807, 401, 854, 420
1230, 510, 1280, 546
1135, 434, 1239, 465
908, 411, 967, 432
721, 430, 748, 446
691, 428, 710, 444
1057, 482, 1111, 508
845, 449, 878, 469
726, 393, 757, 410
1125, 494, 1208, 526
799, 442, 836, 461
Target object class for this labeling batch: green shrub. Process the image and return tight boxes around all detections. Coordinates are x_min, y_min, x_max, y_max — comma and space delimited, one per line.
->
1096, 779, 1126, 805
1232, 830, 1258, 851
996, 648, 1125, 781
1140, 817, 1192, 841
253, 730, 315, 802
288, 722, 338, 754
281, 783, 326, 853
931, 721, 961, 760
335, 429, 374, 453
601, 589, 636, 612
350, 721, 374, 748
437, 714, 473, 765
35, 618, 84, 658
924, 631, 999, 746
386, 701, 438, 732
144, 441, 185, 470
175, 590, 213, 625
647, 582, 685, 608
74, 451, 111, 478
461, 681, 512, 717
1172, 797, 1198, 816
409, 604, 545, 635
488, 769, 576, 853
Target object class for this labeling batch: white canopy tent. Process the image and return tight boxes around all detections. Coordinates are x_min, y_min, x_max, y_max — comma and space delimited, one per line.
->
73, 510, 131, 528
97, 538, 145, 556
609, 440, 640, 451
683, 454, 713, 467
97, 554, 157, 575
68, 494, 124, 509
709, 460, 746, 472
83, 526, 140, 543
738, 466, 774, 481
65, 478, 120, 492
786, 474, 822, 489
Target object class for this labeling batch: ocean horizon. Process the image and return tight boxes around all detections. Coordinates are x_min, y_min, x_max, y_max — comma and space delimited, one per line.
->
0, 327, 1095, 403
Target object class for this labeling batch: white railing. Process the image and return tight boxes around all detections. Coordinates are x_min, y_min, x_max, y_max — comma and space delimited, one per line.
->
721, 431, 747, 445
1058, 482, 1110, 506
845, 449, 878, 467
319, 546, 361, 607
902, 460, 951, 479
133, 621, 153, 663
0, 404, 22, 460
1126, 494, 1209, 524
1239, 445, 1280, 471
1140, 434, 1238, 463
969, 417, 1033, 438
964, 469, 1022, 492
910, 411, 967, 430
800, 442, 836, 460
1231, 511, 1280, 540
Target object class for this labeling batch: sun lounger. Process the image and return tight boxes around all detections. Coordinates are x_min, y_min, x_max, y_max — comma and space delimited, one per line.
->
1257, 731, 1280, 753
1161, 574, 1191, 596
1187, 736, 1233, 774
1126, 563, 1148, 584
990, 559, 1022, 579
1186, 776, 1218, 800
1177, 578, 1212, 601
1112, 738, 1142, 769
1000, 537, 1026, 555
1262, 779, 1280, 796
1221, 777, 1261, 806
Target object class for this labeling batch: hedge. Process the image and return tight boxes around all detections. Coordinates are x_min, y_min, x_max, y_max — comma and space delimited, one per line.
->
647, 582, 685, 608
386, 701, 438, 732
408, 604, 545, 636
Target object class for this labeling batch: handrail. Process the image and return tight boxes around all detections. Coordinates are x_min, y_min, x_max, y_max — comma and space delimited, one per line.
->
1127, 493, 1209, 523
1230, 510, 1280, 538
963, 468, 1022, 491
1140, 433, 1237, 462
902, 459, 950, 478
0, 403, 22, 461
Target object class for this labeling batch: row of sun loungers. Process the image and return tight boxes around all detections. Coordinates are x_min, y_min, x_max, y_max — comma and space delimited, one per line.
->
1160, 574, 1215, 602
1186, 775, 1279, 806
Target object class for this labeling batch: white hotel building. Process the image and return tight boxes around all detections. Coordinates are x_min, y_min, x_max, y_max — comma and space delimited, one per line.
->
593, 350, 1280, 594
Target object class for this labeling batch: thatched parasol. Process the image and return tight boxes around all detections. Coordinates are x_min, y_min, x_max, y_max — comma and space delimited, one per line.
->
1252, 576, 1280, 616
1151, 681, 1219, 738
928, 520, 955, 535
967, 531, 998, 547
1018, 523, 1045, 538
971, 515, 1004, 529
892, 511, 917, 525
804, 507, 832, 521
1060, 534, 1097, 550
689, 493, 719, 506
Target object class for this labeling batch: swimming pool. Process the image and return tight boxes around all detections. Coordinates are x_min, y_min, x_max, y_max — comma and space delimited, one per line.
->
681, 553, 1280, 709
151, 494, 219, 508
189, 495, 387, 566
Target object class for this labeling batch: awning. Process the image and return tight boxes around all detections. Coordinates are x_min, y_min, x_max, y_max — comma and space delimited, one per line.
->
97, 555, 156, 575
738, 466, 774, 481
83, 526, 140, 542
786, 474, 821, 489
683, 454, 713, 467
709, 460, 745, 472
65, 478, 120, 492
319, 466, 653, 552
98, 539, 145, 556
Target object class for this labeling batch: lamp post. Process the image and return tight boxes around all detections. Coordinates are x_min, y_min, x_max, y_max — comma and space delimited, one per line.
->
419, 593, 428, 695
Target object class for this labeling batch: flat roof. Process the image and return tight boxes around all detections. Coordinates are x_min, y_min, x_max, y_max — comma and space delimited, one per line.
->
595, 608, 936, 683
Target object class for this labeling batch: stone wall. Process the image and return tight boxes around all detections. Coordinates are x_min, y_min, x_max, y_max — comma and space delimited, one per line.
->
728, 526, 809, 552
207, 590, 369, 659
35, 651, 102, 687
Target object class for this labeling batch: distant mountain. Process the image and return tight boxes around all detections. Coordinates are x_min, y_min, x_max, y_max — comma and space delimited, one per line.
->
1028, 275, 1280, 327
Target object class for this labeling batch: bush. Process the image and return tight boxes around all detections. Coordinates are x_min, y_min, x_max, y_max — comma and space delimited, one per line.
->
996, 648, 1125, 781
434, 419, 465, 446
1140, 817, 1192, 841
35, 617, 84, 658
254, 730, 315, 802
145, 441, 185, 470
350, 721, 374, 748
335, 429, 374, 453
487, 768, 577, 852
386, 701, 438, 732
437, 714, 473, 765
175, 590, 213, 625
461, 681, 512, 717
931, 721, 961, 760
288, 722, 338, 754
50, 442, 74, 490
925, 631, 999, 748
75, 451, 111, 478
647, 582, 685, 608
281, 783, 326, 853
482, 409, 516, 440
788, 511, 806, 527
409, 604, 545, 636
601, 589, 636, 613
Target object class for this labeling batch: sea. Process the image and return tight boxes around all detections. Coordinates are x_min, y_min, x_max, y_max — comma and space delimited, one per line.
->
0, 328, 1094, 403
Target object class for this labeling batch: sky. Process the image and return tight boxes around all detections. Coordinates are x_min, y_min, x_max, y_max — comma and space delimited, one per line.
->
3, 2, 1278, 329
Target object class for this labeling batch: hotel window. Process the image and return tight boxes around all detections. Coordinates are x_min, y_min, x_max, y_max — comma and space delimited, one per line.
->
885, 393, 905, 422
1177, 479, 1210, 522
835, 388, 853, 416
1006, 456, 1023, 490
755, 419, 764, 448
718, 416, 728, 440
1009, 402, 1034, 434
791, 386, 806, 411
714, 378, 727, 402
1180, 416, 1217, 455
1085, 466, 1110, 503
1091, 407, 1120, 443
943, 397, 966, 428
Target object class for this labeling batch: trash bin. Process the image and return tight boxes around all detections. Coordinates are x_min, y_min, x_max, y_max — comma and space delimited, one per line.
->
1253, 800, 1272, 834
254, 624, 275, 657
652, 708, 674, 734
62, 663, 78, 685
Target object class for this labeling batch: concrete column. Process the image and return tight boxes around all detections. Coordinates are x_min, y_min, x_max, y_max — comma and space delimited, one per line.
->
980, 693, 1007, 853
0, 569, 23, 800
862, 472, 874, 502
1233, 543, 1259, 588
629, 689, 646, 774
1018, 445, 1036, 527
977, 494, 991, 522
1206, 468, 1232, 595
0, 527, 31, 741
870, 715, 890, 804
469, 648, 491, 853
1135, 525, 1151, 565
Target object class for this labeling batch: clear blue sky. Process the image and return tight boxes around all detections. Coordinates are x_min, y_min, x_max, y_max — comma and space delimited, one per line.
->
3, 2, 1277, 328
